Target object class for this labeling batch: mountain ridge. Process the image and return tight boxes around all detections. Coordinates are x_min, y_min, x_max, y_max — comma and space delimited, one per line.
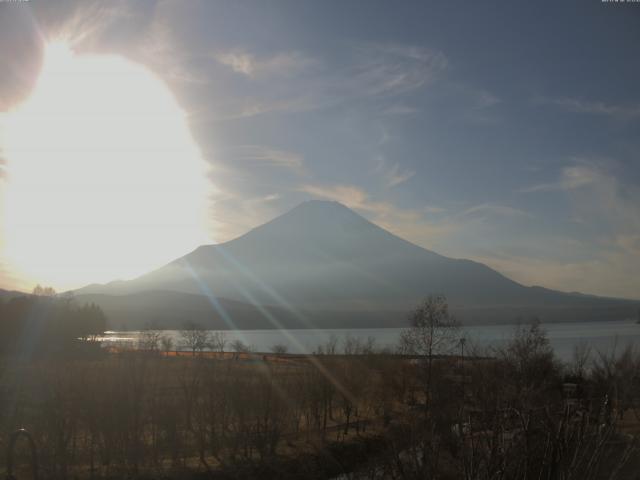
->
75, 200, 638, 328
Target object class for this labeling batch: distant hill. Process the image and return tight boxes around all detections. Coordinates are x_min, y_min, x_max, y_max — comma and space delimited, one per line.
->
74, 290, 296, 331
74, 290, 420, 330
76, 200, 639, 329
0, 288, 29, 300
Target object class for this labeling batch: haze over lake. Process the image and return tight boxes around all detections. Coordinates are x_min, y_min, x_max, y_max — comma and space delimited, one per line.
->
101, 319, 640, 362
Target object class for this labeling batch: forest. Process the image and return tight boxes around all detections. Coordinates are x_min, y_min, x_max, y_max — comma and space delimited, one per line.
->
0, 287, 106, 359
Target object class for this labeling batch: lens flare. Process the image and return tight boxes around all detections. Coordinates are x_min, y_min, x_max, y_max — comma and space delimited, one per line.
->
1, 42, 211, 290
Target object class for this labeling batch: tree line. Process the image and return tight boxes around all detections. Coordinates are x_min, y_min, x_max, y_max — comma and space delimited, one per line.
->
0, 286, 107, 358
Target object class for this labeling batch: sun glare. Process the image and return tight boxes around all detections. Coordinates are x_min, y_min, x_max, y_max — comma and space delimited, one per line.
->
1, 42, 211, 290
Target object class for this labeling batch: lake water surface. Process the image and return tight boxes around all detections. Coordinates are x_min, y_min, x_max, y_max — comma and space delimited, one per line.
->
101, 319, 640, 362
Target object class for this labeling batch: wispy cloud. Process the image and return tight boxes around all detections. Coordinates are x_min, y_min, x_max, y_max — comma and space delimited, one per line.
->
348, 44, 447, 97
423, 205, 447, 215
382, 104, 419, 116
215, 51, 256, 76
474, 90, 500, 109
513, 161, 640, 298
133, 2, 212, 85
461, 203, 531, 218
469, 250, 603, 294
472, 246, 640, 300
204, 145, 305, 241
298, 183, 460, 244
539, 97, 640, 120
215, 50, 317, 78
298, 182, 535, 244
374, 158, 415, 188
229, 145, 305, 173
386, 165, 416, 187
299, 184, 370, 209
210, 42, 448, 119
520, 164, 599, 193
262, 193, 281, 202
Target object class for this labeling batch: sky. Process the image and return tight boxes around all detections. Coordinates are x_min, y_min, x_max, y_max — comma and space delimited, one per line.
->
0, 0, 639, 299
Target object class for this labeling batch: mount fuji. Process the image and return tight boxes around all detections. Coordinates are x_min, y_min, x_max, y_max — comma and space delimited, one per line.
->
75, 201, 638, 329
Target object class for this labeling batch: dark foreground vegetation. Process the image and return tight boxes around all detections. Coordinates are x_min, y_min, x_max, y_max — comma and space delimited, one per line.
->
1, 295, 640, 479
0, 287, 106, 359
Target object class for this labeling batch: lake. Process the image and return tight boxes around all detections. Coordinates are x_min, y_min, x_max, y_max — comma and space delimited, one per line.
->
100, 319, 640, 362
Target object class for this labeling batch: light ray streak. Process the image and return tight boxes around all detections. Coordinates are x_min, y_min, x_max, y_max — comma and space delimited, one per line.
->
212, 258, 358, 404
185, 248, 357, 404
181, 258, 238, 331
214, 245, 315, 327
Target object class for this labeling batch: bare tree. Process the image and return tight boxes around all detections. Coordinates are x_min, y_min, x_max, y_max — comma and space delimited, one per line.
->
160, 335, 174, 356
210, 331, 227, 353
180, 322, 212, 356
400, 295, 460, 357
497, 319, 559, 406
270, 343, 289, 354
33, 284, 57, 297
343, 335, 376, 355
314, 334, 339, 355
396, 295, 460, 477
400, 295, 460, 404
569, 340, 592, 379
138, 330, 162, 352
229, 339, 250, 353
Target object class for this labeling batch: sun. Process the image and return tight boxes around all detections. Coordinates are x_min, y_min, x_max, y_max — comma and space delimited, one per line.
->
1, 42, 211, 290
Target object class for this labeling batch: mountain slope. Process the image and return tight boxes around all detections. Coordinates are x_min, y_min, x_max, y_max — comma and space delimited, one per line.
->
74, 290, 302, 330
77, 201, 638, 326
